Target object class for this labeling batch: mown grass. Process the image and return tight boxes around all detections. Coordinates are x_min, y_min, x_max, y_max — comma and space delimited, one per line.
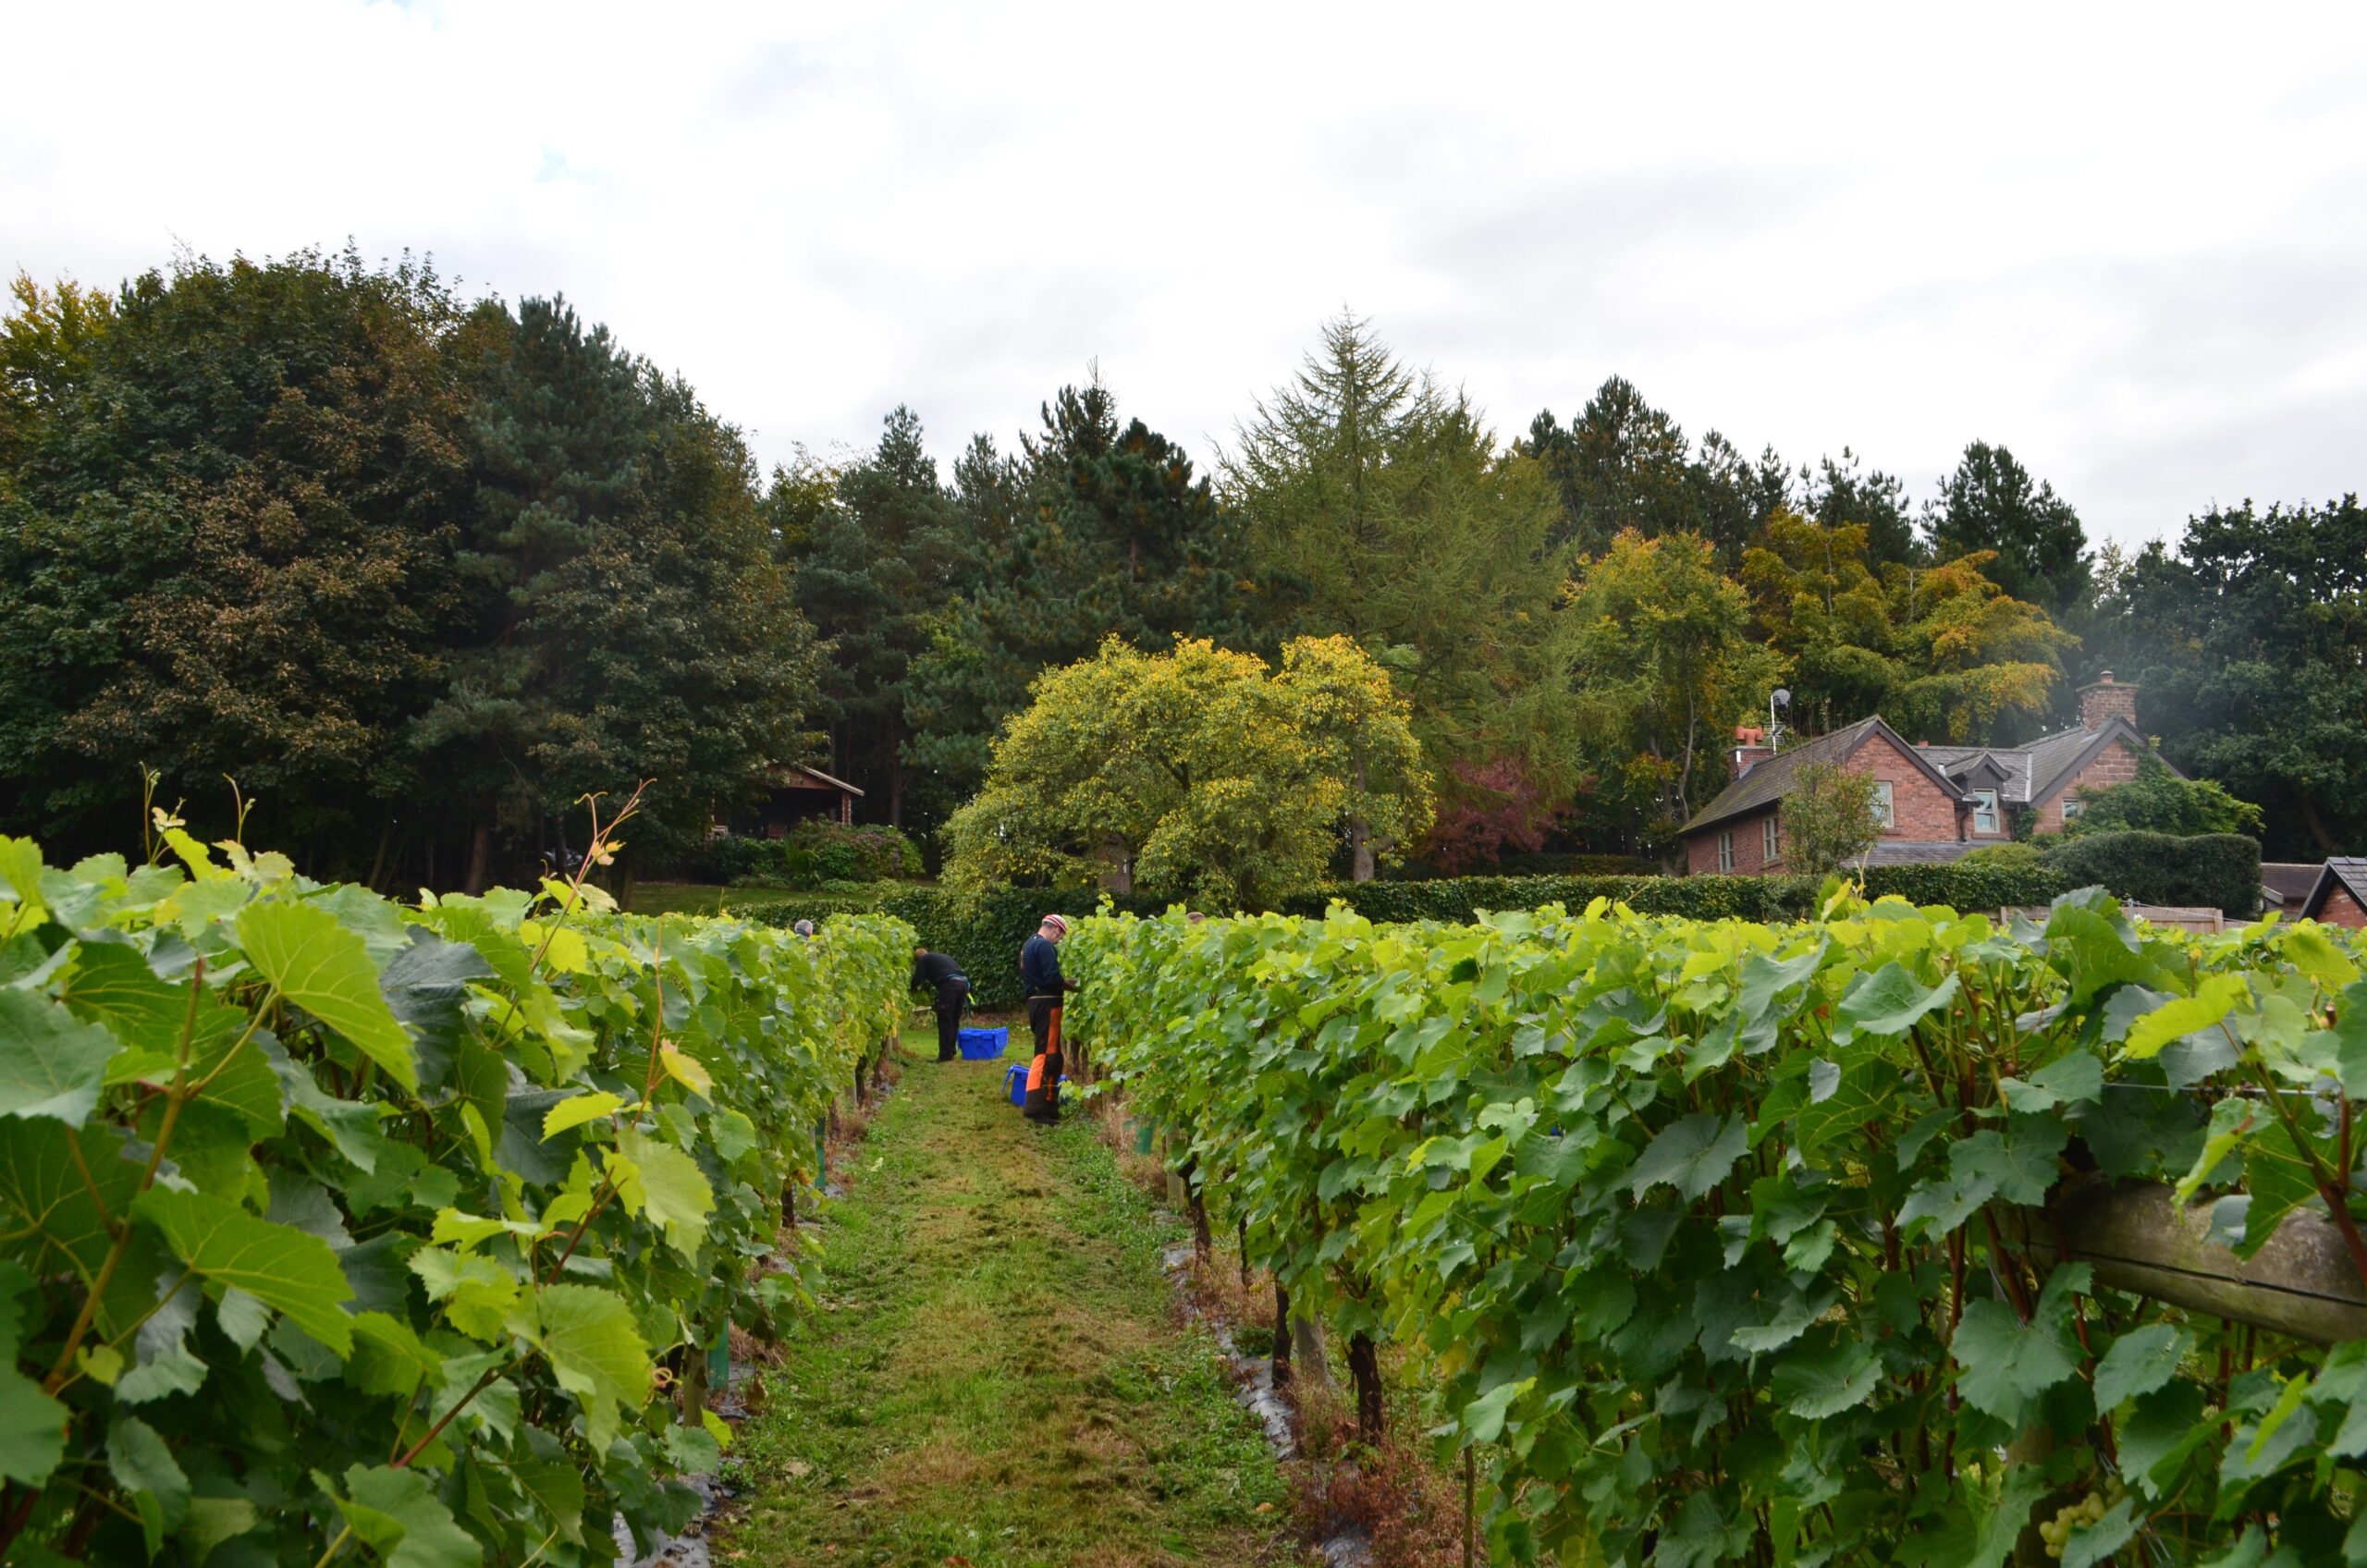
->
725, 1043, 1293, 1567
627, 881, 801, 917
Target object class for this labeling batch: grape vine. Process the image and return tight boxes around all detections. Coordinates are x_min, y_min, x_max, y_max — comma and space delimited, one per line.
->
0, 815, 911, 1564
1066, 889, 2367, 1566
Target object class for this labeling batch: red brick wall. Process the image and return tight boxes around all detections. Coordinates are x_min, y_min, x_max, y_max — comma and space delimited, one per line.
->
1847, 737, 1962, 842
2319, 884, 2367, 929
2034, 738, 2147, 832
1686, 806, 1780, 875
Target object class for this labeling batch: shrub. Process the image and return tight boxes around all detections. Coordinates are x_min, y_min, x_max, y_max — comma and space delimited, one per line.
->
2042, 829, 2263, 917
2068, 753, 2265, 839
787, 819, 924, 883
1959, 840, 2047, 870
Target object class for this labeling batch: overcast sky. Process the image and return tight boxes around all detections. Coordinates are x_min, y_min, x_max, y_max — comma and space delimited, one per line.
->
8, 2, 2364, 548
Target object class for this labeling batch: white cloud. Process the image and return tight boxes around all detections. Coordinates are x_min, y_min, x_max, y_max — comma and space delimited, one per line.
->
7, 0, 2364, 545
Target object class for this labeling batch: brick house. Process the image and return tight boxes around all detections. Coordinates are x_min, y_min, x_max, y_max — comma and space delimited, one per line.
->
1677, 673, 2176, 875
2298, 860, 2367, 928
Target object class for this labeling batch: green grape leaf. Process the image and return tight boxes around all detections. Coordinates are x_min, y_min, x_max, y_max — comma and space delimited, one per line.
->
0, 989, 122, 1126
1625, 1114, 1747, 1203
1998, 1050, 2104, 1113
347, 1311, 444, 1400
612, 1130, 715, 1256
108, 1415, 190, 1539
2122, 973, 2248, 1061
542, 1092, 625, 1140
2240, 1122, 2324, 1256
0, 1365, 68, 1485
1834, 964, 1960, 1040
1460, 1376, 1533, 1444
2093, 1324, 2191, 1411
336, 1462, 484, 1567
132, 1186, 355, 1355
1772, 1335, 1881, 1419
237, 900, 418, 1092
408, 1248, 520, 1342
1952, 1284, 2083, 1427
509, 1457, 586, 1545
525, 1283, 651, 1452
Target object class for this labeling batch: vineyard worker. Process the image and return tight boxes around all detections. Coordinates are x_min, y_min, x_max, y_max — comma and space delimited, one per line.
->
912, 946, 971, 1063
1020, 913, 1077, 1124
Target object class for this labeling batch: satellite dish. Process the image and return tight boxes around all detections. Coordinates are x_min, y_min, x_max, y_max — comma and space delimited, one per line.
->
1772, 689, 1792, 708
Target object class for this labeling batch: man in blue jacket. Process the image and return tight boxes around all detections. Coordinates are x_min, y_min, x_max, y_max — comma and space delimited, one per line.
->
1019, 914, 1076, 1123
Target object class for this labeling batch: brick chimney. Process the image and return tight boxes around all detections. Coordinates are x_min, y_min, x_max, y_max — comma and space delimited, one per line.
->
2078, 671, 2139, 731
1732, 725, 1773, 778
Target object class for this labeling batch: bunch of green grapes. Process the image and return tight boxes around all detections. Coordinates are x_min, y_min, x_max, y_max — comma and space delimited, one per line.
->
2036, 1476, 2130, 1561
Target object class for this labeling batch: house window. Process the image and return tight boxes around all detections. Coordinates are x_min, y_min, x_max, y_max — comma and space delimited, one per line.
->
1870, 780, 1895, 829
2062, 798, 2085, 820
1717, 830, 1735, 873
1972, 790, 1999, 834
1762, 816, 1780, 864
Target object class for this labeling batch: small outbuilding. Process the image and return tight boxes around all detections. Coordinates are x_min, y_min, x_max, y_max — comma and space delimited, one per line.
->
723, 764, 864, 839
2298, 858, 2367, 928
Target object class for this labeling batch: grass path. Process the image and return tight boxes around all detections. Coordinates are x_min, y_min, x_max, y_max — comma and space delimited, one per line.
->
724, 1045, 1293, 1568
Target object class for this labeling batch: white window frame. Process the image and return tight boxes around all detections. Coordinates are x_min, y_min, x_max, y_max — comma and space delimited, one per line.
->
1717, 830, 1735, 873
1870, 780, 1895, 829
1762, 815, 1780, 864
2062, 797, 2085, 820
1971, 789, 1999, 835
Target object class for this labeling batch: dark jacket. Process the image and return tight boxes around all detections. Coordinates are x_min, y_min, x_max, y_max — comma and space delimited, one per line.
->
1020, 933, 1068, 998
912, 951, 966, 991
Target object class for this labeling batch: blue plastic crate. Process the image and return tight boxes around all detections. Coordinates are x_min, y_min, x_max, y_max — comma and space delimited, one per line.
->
1004, 1063, 1070, 1107
956, 1026, 1007, 1060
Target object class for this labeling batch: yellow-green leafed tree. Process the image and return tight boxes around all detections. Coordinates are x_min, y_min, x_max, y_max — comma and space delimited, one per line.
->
939, 636, 1431, 909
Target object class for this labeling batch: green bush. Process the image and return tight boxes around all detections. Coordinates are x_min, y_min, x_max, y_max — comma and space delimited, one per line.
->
1959, 840, 2047, 869
788, 819, 924, 883
2042, 829, 2263, 917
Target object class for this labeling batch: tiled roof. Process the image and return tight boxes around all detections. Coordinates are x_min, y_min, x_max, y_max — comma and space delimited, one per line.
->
2263, 862, 2324, 902
1680, 719, 1883, 835
1858, 840, 1980, 866
1901, 720, 2164, 808
1681, 718, 1970, 837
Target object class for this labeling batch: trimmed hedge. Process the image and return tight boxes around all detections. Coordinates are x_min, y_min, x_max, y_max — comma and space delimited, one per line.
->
1858, 860, 2069, 911
745, 845, 2242, 1004
754, 885, 1174, 1011
2042, 829, 2262, 917
1278, 874, 1821, 925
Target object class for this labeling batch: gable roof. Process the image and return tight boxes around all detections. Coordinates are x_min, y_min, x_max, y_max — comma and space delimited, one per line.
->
763, 762, 865, 797
1680, 717, 1963, 837
2263, 862, 2326, 904
2024, 717, 2174, 809
2302, 859, 2367, 920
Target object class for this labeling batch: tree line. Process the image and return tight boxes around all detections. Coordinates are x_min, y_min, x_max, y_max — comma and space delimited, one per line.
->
3, 250, 2359, 885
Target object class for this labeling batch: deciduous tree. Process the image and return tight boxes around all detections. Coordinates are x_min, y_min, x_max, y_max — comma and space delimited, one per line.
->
938, 636, 1429, 908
